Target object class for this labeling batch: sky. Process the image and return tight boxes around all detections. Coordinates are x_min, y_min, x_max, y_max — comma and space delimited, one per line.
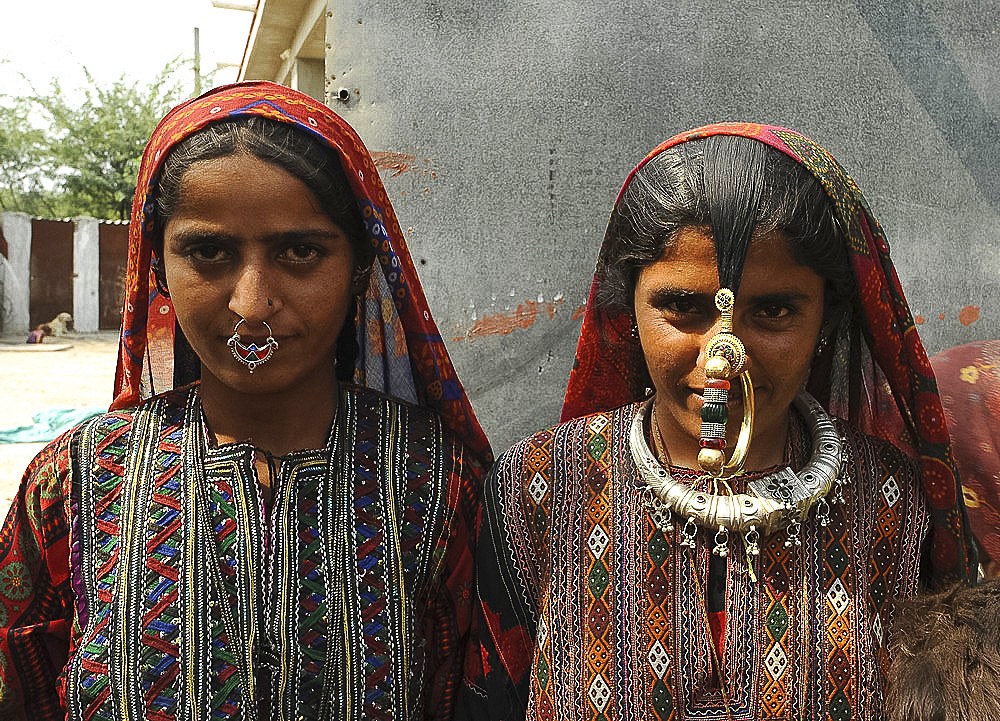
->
1, 0, 254, 99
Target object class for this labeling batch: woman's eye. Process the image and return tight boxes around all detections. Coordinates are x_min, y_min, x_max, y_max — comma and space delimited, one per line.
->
281, 244, 322, 262
664, 299, 700, 315
756, 304, 792, 319
188, 245, 229, 262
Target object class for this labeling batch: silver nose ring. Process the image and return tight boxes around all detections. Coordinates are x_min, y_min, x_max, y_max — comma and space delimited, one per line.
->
226, 318, 279, 374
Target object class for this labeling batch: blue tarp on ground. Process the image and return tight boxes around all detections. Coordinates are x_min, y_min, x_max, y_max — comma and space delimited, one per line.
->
0, 407, 105, 443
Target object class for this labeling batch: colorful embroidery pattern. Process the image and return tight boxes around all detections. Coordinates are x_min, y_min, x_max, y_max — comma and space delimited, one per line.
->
0, 434, 73, 719
562, 123, 974, 585
468, 405, 930, 720
0, 385, 481, 720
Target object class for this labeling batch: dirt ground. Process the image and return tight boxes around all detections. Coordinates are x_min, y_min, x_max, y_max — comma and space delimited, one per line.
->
0, 331, 119, 508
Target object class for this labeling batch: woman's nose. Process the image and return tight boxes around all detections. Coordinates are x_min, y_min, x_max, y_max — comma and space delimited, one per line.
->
228, 262, 278, 322
695, 314, 752, 377
694, 314, 728, 369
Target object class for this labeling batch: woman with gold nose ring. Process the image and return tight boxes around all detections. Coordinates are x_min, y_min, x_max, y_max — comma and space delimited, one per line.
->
461, 123, 974, 721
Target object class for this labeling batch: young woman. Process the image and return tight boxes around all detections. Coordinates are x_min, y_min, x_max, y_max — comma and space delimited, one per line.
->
462, 123, 975, 720
0, 82, 490, 720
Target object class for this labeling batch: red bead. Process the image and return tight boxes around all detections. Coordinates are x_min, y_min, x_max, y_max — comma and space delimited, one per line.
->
705, 379, 731, 390
700, 438, 725, 450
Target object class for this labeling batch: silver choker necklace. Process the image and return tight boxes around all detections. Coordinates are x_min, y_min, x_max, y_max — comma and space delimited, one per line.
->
630, 391, 848, 556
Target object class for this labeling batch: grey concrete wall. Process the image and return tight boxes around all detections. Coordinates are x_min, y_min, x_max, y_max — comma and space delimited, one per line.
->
73, 217, 100, 333
1, 213, 31, 335
292, 57, 325, 101
325, 0, 1000, 452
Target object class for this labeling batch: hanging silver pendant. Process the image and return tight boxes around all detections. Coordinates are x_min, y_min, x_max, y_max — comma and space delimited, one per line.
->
680, 516, 698, 548
745, 524, 761, 556
712, 527, 730, 557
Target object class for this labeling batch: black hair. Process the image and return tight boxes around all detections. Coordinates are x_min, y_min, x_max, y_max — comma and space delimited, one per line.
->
148, 116, 374, 382
595, 134, 852, 318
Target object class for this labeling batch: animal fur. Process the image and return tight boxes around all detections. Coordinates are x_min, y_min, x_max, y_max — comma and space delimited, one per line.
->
887, 580, 1000, 721
42, 312, 73, 336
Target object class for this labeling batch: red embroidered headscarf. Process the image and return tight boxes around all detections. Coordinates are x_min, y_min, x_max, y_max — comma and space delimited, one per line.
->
111, 81, 490, 459
563, 122, 975, 585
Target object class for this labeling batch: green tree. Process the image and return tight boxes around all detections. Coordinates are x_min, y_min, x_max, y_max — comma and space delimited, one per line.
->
0, 94, 62, 216
0, 62, 189, 220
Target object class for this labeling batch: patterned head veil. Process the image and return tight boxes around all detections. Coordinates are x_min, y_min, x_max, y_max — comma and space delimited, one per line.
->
112, 81, 490, 459
563, 122, 975, 585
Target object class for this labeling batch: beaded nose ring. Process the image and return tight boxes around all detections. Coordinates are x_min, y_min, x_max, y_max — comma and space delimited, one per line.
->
698, 288, 755, 477
227, 318, 279, 374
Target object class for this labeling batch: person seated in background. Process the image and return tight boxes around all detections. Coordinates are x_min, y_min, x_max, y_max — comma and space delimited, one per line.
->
887, 580, 1000, 721
25, 324, 50, 344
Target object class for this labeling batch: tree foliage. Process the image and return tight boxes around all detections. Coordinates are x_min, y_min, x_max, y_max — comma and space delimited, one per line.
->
0, 62, 189, 220
0, 94, 59, 216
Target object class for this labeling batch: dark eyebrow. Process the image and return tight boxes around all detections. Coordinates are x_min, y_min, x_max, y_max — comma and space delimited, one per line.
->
646, 287, 714, 306
260, 229, 346, 244
167, 228, 344, 246
742, 291, 814, 306
165, 228, 238, 247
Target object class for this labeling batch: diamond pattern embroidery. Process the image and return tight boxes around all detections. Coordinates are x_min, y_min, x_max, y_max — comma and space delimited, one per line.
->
648, 640, 671, 679
588, 674, 612, 712
827, 577, 849, 615
528, 471, 549, 505
882, 475, 900, 507
588, 415, 609, 434
765, 643, 788, 679
587, 525, 610, 558
872, 612, 883, 644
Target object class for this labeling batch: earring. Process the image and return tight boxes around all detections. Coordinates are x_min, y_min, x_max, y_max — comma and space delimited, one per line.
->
352, 266, 370, 288
152, 258, 170, 298
815, 331, 830, 356
227, 318, 279, 374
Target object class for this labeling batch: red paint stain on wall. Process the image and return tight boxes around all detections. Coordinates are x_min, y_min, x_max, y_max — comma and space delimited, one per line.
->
914, 316, 925, 325
372, 152, 440, 181
572, 305, 587, 320
372, 152, 417, 177
959, 305, 980, 326
938, 313, 946, 320
456, 299, 565, 341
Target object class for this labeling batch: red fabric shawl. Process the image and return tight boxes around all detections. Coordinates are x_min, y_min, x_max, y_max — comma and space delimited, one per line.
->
562, 122, 975, 585
932, 341, 1000, 565
111, 80, 490, 459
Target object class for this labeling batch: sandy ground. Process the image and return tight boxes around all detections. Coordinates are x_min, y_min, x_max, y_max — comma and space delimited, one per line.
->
0, 331, 119, 508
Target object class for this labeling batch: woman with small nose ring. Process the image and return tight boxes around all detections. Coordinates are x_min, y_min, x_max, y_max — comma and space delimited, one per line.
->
0, 82, 490, 721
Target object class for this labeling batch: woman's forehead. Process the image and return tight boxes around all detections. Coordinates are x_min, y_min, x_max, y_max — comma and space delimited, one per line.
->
642, 226, 823, 292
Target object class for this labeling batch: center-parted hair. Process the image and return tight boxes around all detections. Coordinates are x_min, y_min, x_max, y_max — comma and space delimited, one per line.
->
595, 134, 852, 317
150, 115, 372, 270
